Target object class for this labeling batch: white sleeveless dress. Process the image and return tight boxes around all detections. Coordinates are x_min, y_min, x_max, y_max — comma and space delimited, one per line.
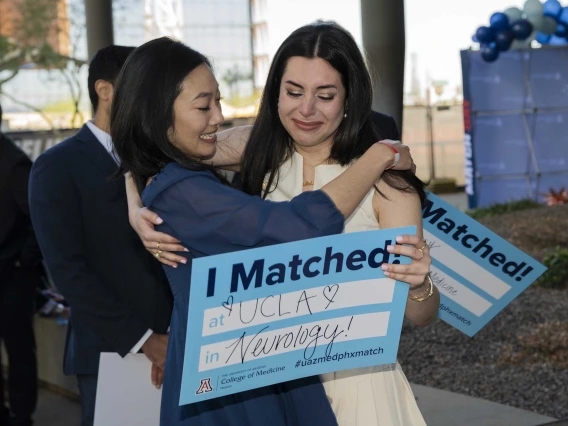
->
264, 152, 427, 426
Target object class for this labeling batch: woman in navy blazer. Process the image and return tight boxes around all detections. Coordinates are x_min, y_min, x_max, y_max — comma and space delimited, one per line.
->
110, 37, 412, 426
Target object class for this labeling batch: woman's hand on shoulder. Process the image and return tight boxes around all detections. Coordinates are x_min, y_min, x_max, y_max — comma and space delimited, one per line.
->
133, 207, 189, 268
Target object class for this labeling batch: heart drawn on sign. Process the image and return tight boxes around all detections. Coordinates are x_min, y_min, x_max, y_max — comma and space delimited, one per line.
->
222, 295, 234, 316
323, 284, 339, 309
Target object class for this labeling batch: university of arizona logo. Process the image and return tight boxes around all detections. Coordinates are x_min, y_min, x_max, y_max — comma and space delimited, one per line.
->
195, 378, 213, 395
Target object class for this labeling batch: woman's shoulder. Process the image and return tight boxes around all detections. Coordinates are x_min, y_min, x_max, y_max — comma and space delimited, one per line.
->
142, 163, 218, 206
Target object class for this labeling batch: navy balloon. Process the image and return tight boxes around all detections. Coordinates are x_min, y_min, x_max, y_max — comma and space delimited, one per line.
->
490, 12, 510, 31
476, 26, 495, 43
481, 43, 500, 62
511, 19, 534, 39
495, 30, 514, 50
556, 23, 568, 38
544, 0, 562, 17
560, 7, 568, 26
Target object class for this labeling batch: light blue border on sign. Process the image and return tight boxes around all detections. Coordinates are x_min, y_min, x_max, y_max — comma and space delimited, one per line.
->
424, 192, 546, 336
179, 227, 415, 405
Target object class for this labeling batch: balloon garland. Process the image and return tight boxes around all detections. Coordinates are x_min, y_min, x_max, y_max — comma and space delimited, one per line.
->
473, 0, 568, 62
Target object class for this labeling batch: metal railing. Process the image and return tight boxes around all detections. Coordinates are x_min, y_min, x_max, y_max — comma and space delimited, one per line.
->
5, 118, 255, 161
403, 104, 465, 186
6, 129, 77, 161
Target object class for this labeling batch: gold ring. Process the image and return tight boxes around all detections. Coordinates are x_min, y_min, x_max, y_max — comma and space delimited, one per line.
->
417, 239, 427, 253
154, 250, 162, 259
156, 242, 161, 250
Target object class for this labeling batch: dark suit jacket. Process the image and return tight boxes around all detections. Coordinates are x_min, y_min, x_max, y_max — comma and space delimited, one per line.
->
371, 110, 401, 141
29, 125, 173, 375
0, 133, 41, 277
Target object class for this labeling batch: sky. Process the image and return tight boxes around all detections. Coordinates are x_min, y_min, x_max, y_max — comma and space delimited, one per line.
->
261, 0, 527, 100
91, 0, 535, 101
404, 0, 522, 98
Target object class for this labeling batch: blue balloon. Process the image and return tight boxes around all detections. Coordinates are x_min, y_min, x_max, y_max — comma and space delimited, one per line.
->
511, 19, 534, 39
481, 43, 500, 62
559, 7, 568, 26
549, 34, 568, 44
536, 31, 552, 44
490, 12, 510, 31
556, 22, 568, 37
495, 30, 514, 50
543, 0, 562, 17
476, 26, 496, 43
472, 34, 479, 43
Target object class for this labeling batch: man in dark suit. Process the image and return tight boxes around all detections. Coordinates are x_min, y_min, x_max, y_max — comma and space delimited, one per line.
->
371, 110, 401, 141
29, 46, 173, 426
0, 104, 41, 426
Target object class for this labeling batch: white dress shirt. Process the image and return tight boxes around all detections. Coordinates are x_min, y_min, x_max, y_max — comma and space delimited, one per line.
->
85, 121, 153, 354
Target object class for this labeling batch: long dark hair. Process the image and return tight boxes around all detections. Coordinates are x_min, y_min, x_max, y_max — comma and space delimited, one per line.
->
240, 21, 426, 205
111, 37, 227, 193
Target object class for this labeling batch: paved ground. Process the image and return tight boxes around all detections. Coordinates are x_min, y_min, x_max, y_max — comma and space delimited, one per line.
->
32, 192, 561, 426
35, 383, 559, 426
35, 388, 81, 426
438, 191, 468, 211
412, 384, 557, 426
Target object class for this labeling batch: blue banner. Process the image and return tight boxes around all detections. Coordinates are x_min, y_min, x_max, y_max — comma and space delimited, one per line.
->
460, 49, 478, 209
179, 228, 414, 405
423, 193, 547, 336
460, 47, 568, 209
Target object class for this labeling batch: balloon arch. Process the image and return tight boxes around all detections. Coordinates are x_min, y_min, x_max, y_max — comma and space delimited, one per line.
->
473, 0, 568, 62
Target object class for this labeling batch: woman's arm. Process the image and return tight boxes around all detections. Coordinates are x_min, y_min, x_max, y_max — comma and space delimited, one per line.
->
147, 143, 409, 256
373, 181, 440, 327
126, 174, 189, 267
130, 142, 413, 266
320, 142, 403, 218
202, 125, 252, 171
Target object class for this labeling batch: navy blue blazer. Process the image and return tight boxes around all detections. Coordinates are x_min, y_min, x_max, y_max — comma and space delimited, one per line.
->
143, 164, 342, 426
29, 125, 173, 375
371, 111, 401, 140
0, 133, 41, 272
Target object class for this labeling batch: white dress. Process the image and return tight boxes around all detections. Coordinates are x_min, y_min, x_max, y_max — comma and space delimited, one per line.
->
264, 152, 427, 426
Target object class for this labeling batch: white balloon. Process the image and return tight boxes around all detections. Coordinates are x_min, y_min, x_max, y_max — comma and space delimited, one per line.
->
504, 6, 523, 22
527, 13, 545, 31
524, 0, 544, 16
541, 16, 558, 35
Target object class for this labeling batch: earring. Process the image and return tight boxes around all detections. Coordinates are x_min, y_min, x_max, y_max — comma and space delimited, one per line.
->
344, 113, 347, 118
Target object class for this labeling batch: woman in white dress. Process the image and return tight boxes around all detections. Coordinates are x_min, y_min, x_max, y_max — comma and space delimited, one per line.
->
236, 22, 440, 426
131, 21, 439, 426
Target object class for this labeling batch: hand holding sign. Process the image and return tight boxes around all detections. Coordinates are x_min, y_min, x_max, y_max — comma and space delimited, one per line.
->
381, 235, 432, 287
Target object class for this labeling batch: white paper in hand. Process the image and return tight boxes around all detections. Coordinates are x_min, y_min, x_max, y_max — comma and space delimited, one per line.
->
94, 353, 162, 426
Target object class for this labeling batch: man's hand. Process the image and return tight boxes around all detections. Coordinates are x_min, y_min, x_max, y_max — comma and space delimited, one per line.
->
141, 333, 168, 369
151, 363, 164, 389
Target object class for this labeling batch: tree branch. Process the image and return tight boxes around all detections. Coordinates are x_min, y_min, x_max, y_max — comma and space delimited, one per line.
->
0, 69, 19, 87
0, 90, 60, 137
